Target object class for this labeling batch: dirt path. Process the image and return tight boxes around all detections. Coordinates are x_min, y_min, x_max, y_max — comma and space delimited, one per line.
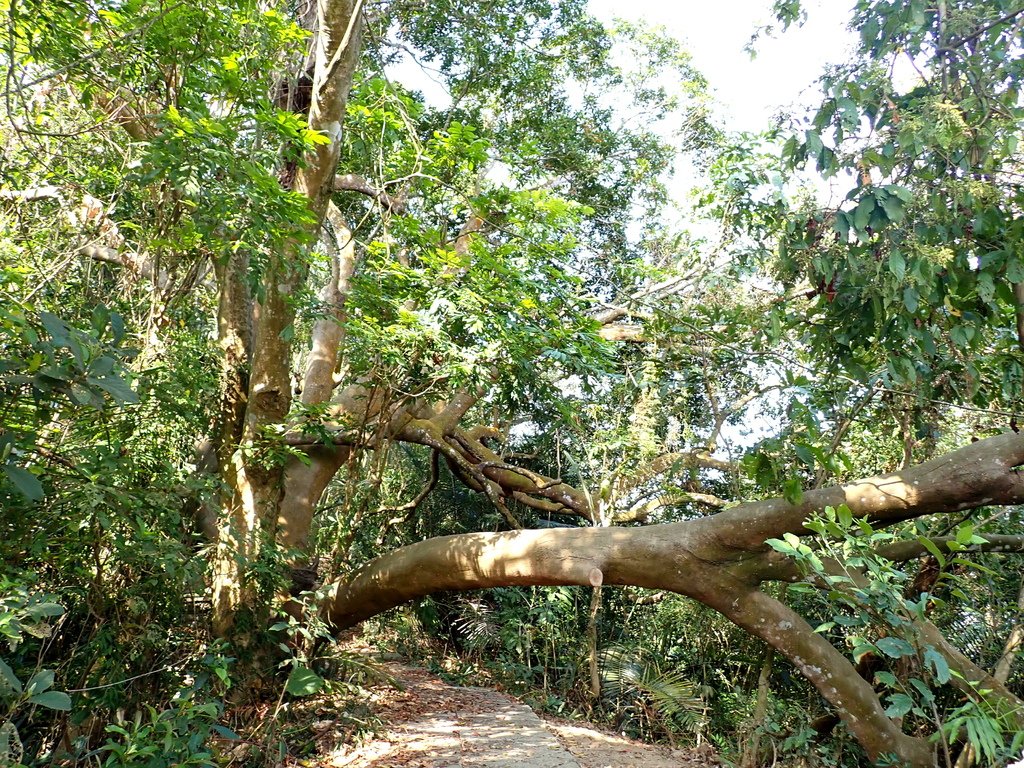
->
322, 660, 721, 768
541, 719, 721, 768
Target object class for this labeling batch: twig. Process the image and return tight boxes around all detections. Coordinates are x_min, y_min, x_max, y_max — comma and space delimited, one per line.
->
937, 6, 1024, 52
0, 1, 188, 99
66, 662, 181, 692
376, 449, 439, 516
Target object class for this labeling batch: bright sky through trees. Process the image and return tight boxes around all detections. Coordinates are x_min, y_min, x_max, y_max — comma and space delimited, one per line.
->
7, 2, 1024, 765
588, 0, 856, 131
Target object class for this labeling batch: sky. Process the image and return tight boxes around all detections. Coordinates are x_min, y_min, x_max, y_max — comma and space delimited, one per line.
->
391, 1, 859, 134
387, 0, 864, 209
579, 2, 863, 452
385, 2, 863, 452
586, 0, 858, 133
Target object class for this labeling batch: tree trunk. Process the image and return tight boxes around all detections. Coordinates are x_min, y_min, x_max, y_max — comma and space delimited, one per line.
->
587, 585, 602, 701
209, 0, 364, 635
210, 251, 254, 636
742, 648, 773, 768
321, 525, 936, 765
992, 576, 1024, 685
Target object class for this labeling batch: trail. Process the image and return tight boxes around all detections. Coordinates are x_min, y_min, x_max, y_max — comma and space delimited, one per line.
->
323, 660, 722, 768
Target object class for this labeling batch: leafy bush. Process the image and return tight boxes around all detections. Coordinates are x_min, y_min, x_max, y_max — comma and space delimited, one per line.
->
0, 585, 71, 766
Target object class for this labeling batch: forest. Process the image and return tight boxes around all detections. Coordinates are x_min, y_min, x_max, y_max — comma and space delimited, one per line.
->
2, 0, 1024, 765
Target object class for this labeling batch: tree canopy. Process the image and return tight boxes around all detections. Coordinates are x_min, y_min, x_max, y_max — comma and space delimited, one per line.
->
2, 0, 1024, 766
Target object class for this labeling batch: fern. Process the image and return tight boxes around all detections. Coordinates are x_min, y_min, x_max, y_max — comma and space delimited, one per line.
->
453, 597, 499, 653
599, 643, 707, 736
942, 701, 1021, 767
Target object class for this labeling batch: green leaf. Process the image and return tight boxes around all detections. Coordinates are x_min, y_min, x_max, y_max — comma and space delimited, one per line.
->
888, 251, 906, 281
852, 641, 878, 662
885, 693, 914, 717
89, 356, 115, 377
924, 646, 950, 684
109, 312, 125, 343
880, 194, 904, 223
875, 636, 915, 658
836, 97, 858, 126
0, 720, 21, 766
91, 304, 110, 337
977, 272, 995, 304
0, 659, 22, 694
26, 670, 54, 695
794, 444, 814, 467
875, 671, 898, 687
852, 196, 875, 231
29, 690, 71, 711
285, 666, 324, 697
910, 1, 925, 27
39, 312, 68, 344
3, 465, 43, 501
766, 537, 796, 556
902, 286, 919, 313
955, 524, 975, 546
950, 325, 972, 349
783, 477, 803, 505
861, 16, 880, 48
1006, 256, 1024, 283
834, 211, 851, 240
212, 725, 240, 740
87, 375, 138, 404
909, 677, 934, 702
886, 184, 913, 203
70, 384, 98, 407
888, 356, 917, 384
917, 537, 947, 568
31, 603, 63, 618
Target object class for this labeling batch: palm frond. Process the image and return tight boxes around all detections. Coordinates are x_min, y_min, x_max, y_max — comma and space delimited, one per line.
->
453, 597, 498, 652
599, 643, 707, 734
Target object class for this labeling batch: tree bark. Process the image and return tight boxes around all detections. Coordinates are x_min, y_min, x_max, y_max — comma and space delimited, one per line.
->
587, 584, 602, 701
321, 525, 935, 764
277, 203, 358, 588
209, 251, 255, 636
322, 433, 1024, 767
742, 648, 773, 768
210, 0, 364, 634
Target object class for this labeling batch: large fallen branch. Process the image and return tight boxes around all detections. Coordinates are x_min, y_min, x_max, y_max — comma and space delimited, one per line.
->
321, 432, 1024, 767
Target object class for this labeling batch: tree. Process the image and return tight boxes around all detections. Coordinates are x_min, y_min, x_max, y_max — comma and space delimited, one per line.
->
2, 0, 1024, 765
